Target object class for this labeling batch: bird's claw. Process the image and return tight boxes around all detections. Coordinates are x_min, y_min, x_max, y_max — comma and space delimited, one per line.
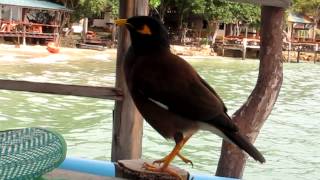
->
177, 153, 194, 167
152, 157, 167, 165
152, 153, 193, 167
142, 162, 183, 180
143, 162, 157, 171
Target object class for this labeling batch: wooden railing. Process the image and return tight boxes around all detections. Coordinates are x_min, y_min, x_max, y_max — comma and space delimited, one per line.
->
0, 20, 59, 41
0, 79, 123, 101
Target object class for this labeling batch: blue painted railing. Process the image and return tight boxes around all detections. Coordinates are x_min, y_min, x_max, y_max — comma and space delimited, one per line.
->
59, 157, 238, 180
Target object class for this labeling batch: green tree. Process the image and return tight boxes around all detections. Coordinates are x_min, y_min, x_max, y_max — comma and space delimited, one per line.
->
51, 0, 118, 22
228, 2, 260, 36
149, 0, 171, 21
202, 0, 260, 43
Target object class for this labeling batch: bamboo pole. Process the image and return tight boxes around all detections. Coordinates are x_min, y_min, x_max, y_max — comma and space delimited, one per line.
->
111, 0, 148, 162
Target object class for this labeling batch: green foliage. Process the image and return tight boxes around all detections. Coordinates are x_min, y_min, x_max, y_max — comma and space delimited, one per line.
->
229, 2, 260, 25
196, 0, 260, 26
73, 0, 109, 19
51, 0, 118, 21
292, 0, 320, 21
203, 0, 233, 23
150, 0, 260, 26
52, 0, 260, 27
149, 0, 161, 8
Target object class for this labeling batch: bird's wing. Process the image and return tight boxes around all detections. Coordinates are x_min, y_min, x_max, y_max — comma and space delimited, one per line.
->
197, 75, 228, 113
130, 53, 238, 132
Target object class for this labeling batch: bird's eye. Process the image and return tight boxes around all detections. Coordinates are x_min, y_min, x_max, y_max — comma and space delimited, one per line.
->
137, 25, 152, 35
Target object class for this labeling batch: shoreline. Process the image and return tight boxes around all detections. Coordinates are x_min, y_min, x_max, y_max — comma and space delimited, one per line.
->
0, 43, 318, 63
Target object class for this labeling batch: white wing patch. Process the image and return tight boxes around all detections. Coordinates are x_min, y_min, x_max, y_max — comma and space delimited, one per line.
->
148, 98, 169, 110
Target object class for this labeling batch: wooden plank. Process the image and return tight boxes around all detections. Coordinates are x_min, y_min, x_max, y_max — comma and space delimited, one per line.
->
76, 43, 106, 51
229, 0, 291, 8
0, 79, 123, 100
0, 32, 55, 39
115, 160, 189, 180
44, 169, 125, 180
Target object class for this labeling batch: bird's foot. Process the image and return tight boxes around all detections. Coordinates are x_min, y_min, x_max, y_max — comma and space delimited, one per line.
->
152, 157, 167, 165
153, 153, 193, 167
177, 153, 193, 167
142, 162, 183, 180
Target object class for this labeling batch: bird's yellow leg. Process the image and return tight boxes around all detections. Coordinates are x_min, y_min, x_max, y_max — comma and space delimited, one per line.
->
153, 153, 193, 167
143, 135, 191, 179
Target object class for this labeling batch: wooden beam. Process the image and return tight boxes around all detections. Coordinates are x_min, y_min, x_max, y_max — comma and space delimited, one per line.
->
111, 0, 148, 162
0, 79, 123, 100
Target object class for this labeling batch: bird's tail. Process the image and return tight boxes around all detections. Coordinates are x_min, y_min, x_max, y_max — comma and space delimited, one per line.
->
222, 130, 266, 163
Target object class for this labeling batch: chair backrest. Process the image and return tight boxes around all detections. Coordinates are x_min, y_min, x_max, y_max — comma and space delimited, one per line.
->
0, 127, 67, 180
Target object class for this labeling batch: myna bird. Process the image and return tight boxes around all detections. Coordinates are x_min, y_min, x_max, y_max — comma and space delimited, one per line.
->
115, 16, 265, 178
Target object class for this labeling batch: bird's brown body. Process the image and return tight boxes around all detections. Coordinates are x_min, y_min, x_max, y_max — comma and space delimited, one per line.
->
124, 47, 236, 139
115, 16, 265, 178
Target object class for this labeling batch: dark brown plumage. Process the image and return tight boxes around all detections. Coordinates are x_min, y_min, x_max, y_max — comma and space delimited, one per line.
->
115, 16, 265, 176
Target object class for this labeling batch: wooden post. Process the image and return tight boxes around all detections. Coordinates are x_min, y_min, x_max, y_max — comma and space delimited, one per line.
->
297, 46, 300, 63
22, 8, 27, 46
82, 18, 88, 42
245, 25, 248, 38
9, 7, 12, 22
242, 38, 247, 60
111, 0, 148, 162
222, 36, 225, 56
216, 6, 284, 178
314, 44, 318, 63
287, 42, 291, 62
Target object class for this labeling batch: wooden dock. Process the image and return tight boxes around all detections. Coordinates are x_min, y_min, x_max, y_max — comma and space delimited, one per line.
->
220, 37, 260, 59
285, 42, 319, 63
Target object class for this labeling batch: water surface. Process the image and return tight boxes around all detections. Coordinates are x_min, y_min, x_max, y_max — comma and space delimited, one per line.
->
0, 48, 319, 180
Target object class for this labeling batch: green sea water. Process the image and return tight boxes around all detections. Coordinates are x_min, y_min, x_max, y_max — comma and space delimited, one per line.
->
0, 50, 319, 180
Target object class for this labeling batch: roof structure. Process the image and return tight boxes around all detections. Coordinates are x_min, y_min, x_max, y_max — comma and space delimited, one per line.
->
0, 0, 70, 11
230, 0, 292, 8
288, 13, 313, 24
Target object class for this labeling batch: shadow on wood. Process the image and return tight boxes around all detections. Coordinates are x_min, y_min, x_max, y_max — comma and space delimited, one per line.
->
115, 160, 189, 180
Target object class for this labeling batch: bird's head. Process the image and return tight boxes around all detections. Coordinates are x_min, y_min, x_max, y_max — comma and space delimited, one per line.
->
115, 16, 170, 53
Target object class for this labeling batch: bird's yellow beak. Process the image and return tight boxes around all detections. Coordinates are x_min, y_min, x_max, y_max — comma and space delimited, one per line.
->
114, 19, 127, 26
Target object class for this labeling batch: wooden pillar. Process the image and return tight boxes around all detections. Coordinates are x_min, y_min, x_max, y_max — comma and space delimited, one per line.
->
245, 25, 248, 38
242, 38, 247, 60
216, 6, 284, 178
287, 42, 291, 62
314, 44, 318, 63
111, 0, 148, 162
22, 8, 27, 46
297, 47, 300, 63
82, 18, 88, 42
10, 7, 12, 21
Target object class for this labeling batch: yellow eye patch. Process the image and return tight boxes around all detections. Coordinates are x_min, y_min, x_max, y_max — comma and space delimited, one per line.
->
137, 25, 152, 35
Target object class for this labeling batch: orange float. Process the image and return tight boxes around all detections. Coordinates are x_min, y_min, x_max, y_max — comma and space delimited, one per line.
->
47, 42, 60, 54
